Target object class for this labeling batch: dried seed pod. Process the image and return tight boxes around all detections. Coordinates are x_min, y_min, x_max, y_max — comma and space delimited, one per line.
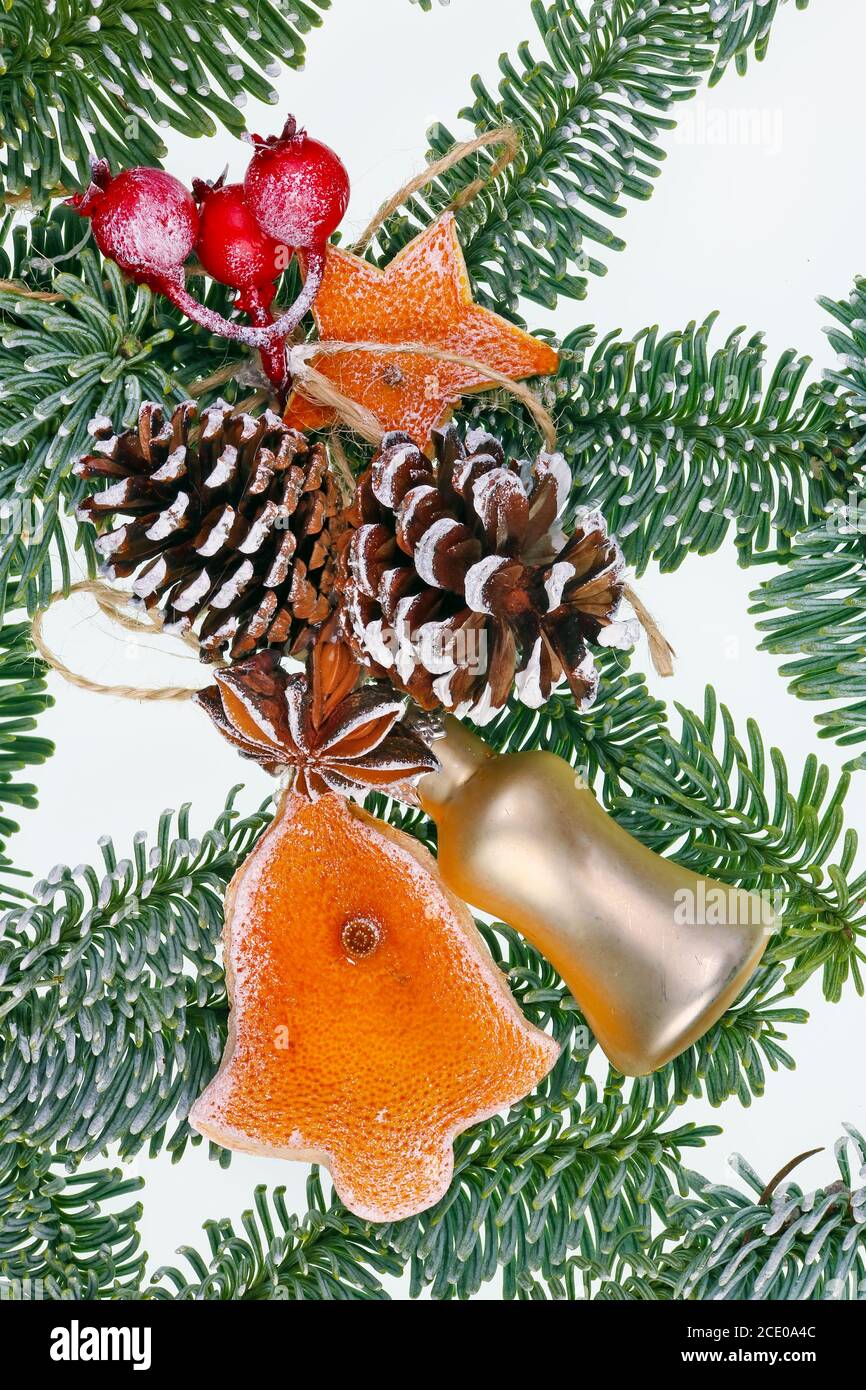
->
195, 645, 439, 802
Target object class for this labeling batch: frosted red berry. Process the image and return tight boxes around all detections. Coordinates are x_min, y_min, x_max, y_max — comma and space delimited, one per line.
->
243, 115, 350, 250
68, 162, 198, 286
66, 135, 342, 363
193, 180, 283, 292
192, 179, 290, 390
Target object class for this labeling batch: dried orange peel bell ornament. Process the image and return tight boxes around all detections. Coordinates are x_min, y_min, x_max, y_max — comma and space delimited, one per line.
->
284, 213, 559, 448
190, 641, 559, 1222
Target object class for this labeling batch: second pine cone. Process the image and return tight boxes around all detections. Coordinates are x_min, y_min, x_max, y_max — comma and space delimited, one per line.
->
338, 425, 638, 724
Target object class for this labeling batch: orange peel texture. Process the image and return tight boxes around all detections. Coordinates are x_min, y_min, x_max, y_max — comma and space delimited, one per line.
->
190, 790, 559, 1222
284, 213, 559, 448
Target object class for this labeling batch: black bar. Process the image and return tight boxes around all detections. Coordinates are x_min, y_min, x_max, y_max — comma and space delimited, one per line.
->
0, 1295, 853, 1374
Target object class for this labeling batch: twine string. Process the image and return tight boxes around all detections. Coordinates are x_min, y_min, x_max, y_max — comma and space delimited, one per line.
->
289, 340, 558, 452
352, 126, 519, 255
0, 277, 63, 304
623, 585, 675, 679
32, 575, 673, 702
31, 580, 210, 701
327, 433, 359, 505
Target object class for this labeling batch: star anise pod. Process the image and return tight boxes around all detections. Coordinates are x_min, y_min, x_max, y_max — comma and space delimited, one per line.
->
195, 638, 439, 802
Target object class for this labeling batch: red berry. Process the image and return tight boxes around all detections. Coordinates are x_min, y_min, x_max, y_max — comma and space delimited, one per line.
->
67, 155, 325, 362
193, 180, 283, 292
68, 162, 198, 285
243, 116, 350, 250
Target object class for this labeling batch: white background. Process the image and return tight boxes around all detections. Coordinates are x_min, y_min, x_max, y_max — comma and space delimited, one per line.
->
12, 0, 866, 1295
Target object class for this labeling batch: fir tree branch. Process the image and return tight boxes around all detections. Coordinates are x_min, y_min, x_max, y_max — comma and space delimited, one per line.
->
746, 276, 866, 767
709, 0, 811, 87
0, 612, 53, 908
469, 316, 849, 573
820, 273, 866, 467
370, 1084, 715, 1300
0, 0, 330, 206
0, 260, 181, 605
608, 1124, 866, 1300
371, 0, 806, 316
0, 790, 270, 1162
0, 210, 253, 612
147, 1181, 402, 1300
478, 646, 670, 793
0, 1140, 145, 1298
149, 1079, 718, 1300
750, 520, 866, 770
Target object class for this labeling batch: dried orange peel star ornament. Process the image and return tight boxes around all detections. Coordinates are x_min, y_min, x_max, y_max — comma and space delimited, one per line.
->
191, 641, 559, 1221
284, 213, 559, 448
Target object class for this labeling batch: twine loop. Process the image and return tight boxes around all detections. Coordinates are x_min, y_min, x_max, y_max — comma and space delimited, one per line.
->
288, 339, 558, 452
31, 580, 210, 701
352, 126, 520, 255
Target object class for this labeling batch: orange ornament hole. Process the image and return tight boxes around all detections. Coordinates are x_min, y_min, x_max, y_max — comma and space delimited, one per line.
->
340, 914, 383, 960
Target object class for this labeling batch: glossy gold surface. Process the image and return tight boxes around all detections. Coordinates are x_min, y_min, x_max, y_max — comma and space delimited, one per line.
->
419, 718, 770, 1076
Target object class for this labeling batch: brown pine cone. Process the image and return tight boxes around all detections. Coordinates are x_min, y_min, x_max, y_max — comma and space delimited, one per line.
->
338, 425, 637, 723
75, 400, 347, 663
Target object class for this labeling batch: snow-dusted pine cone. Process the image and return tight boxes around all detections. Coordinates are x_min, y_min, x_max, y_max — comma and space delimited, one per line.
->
75, 400, 347, 663
338, 425, 638, 724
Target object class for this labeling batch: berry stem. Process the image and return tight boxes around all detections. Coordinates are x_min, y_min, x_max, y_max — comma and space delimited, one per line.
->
154, 250, 325, 349
254, 247, 325, 344
237, 286, 288, 392
154, 275, 265, 344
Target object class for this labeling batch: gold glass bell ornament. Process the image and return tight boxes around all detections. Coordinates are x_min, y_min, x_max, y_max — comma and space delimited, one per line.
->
418, 718, 771, 1076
